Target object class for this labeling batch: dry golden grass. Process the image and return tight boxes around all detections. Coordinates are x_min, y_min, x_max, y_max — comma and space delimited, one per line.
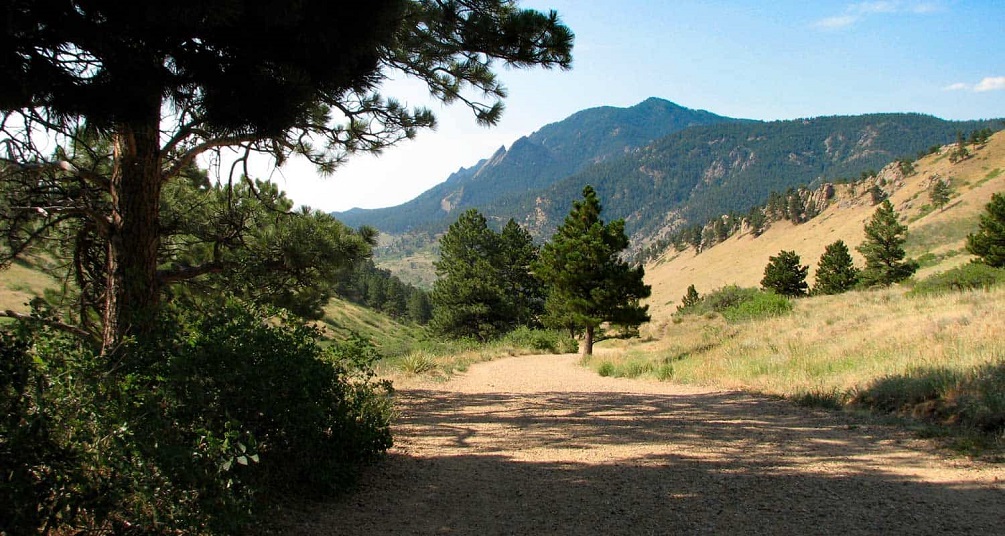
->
0, 261, 58, 312
645, 132, 1005, 322
604, 286, 1004, 399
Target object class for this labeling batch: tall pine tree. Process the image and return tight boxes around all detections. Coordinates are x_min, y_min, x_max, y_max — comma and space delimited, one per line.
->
431, 209, 508, 340
966, 192, 1005, 268
536, 186, 650, 355
857, 200, 918, 286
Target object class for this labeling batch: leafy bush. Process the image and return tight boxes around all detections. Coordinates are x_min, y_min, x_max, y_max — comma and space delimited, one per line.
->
676, 285, 790, 323
909, 263, 1005, 296
701, 285, 760, 312
0, 299, 394, 534
721, 291, 793, 322
500, 326, 578, 354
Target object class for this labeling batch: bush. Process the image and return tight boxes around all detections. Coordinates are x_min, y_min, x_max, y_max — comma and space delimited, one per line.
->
702, 285, 760, 312
909, 263, 1005, 296
500, 326, 578, 354
851, 362, 1005, 437
721, 291, 793, 322
0, 299, 394, 534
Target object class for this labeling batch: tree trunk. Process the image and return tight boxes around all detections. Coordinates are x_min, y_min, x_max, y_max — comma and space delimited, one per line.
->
102, 108, 163, 354
580, 325, 594, 356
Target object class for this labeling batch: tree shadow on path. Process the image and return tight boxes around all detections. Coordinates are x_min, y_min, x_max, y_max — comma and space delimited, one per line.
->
281, 388, 1004, 535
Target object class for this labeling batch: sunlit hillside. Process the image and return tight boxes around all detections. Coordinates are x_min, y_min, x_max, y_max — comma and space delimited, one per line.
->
645, 131, 1005, 323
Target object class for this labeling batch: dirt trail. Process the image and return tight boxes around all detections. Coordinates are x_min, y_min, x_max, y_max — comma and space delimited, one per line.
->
284, 353, 1004, 535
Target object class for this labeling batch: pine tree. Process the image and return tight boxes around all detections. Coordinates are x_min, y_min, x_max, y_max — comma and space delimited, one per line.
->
761, 250, 808, 297
430, 209, 508, 341
813, 240, 859, 295
857, 200, 918, 286
929, 180, 952, 211
966, 192, 1005, 268
536, 186, 650, 355
677, 284, 702, 312
498, 219, 545, 328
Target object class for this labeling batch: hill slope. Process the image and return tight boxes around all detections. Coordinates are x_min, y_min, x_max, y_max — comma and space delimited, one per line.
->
645, 131, 1005, 323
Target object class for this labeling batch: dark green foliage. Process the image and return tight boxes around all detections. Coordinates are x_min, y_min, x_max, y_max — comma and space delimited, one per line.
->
869, 184, 888, 205
949, 131, 970, 163
929, 179, 952, 211
909, 263, 1005, 296
0, 300, 393, 534
431, 209, 508, 340
536, 186, 651, 354
337, 259, 432, 323
501, 326, 578, 354
677, 284, 702, 313
431, 211, 542, 340
966, 192, 1005, 268
813, 240, 860, 295
858, 200, 919, 286
161, 178, 377, 320
498, 219, 546, 327
761, 250, 809, 297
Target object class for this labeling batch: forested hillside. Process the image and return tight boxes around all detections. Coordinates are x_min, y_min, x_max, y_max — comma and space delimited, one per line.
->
334, 98, 741, 232
491, 113, 1002, 241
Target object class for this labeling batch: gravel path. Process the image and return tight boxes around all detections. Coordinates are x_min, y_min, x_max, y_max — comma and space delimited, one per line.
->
283, 353, 1004, 535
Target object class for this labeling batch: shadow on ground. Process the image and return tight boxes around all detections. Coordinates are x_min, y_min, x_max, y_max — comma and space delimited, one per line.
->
276, 389, 1003, 535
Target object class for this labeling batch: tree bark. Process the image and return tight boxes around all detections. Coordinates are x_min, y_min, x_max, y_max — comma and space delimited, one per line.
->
102, 106, 163, 354
580, 325, 594, 356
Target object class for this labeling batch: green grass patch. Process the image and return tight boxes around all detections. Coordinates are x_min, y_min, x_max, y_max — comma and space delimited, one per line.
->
909, 263, 1005, 296
977, 168, 1002, 187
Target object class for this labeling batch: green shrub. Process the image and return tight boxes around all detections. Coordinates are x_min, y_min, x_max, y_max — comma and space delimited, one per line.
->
500, 326, 577, 354
703, 285, 760, 312
909, 263, 1005, 296
0, 299, 394, 534
721, 291, 793, 322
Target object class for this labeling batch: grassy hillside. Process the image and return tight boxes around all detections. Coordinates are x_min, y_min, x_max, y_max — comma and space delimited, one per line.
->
0, 259, 58, 313
645, 131, 1005, 322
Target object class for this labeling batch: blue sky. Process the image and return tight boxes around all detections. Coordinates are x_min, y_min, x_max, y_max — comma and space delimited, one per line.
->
272, 1, 1005, 212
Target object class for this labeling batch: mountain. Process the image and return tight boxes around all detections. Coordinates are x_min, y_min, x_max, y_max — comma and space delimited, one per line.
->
334, 98, 742, 232
336, 98, 1002, 256
489, 113, 1002, 241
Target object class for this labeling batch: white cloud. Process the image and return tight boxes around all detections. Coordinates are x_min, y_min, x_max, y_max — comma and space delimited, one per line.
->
815, 15, 858, 28
974, 77, 1005, 92
943, 82, 970, 91
852, 1, 899, 14
815, 1, 941, 29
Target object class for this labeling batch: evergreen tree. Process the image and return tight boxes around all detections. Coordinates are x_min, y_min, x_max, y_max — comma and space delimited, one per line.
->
498, 219, 545, 328
677, 284, 702, 312
966, 192, 1005, 268
761, 250, 808, 297
929, 180, 952, 211
813, 240, 859, 295
536, 186, 650, 355
430, 209, 508, 341
857, 200, 918, 286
